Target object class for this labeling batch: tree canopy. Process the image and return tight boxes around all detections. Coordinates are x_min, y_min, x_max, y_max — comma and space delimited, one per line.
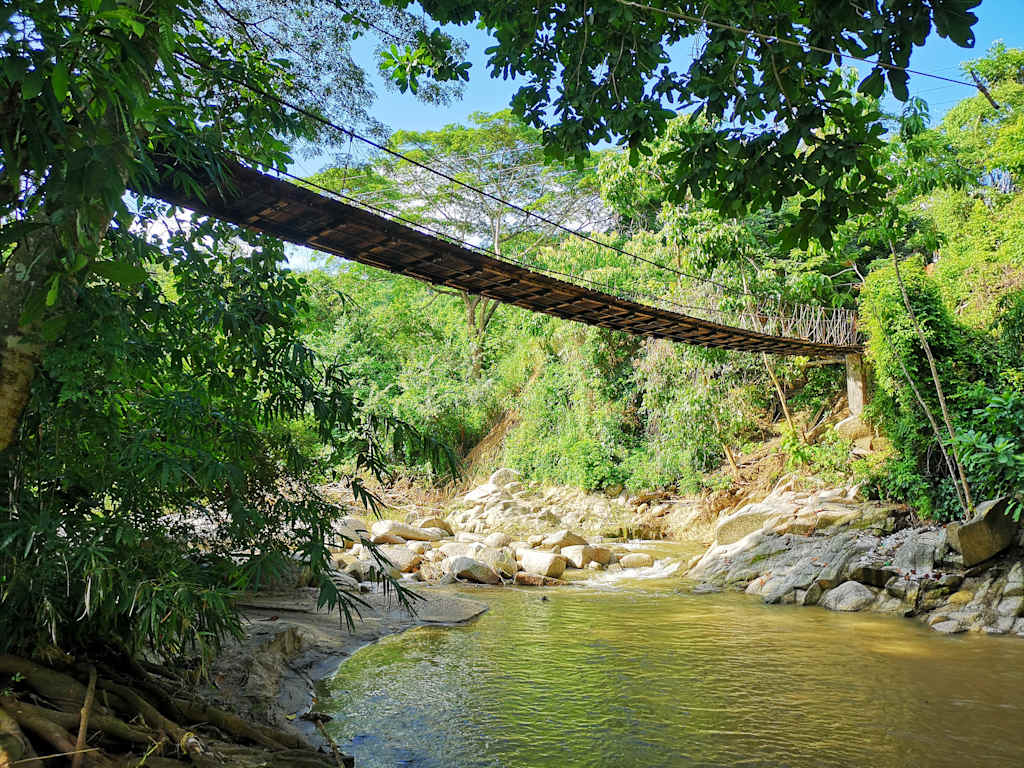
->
386, 0, 982, 246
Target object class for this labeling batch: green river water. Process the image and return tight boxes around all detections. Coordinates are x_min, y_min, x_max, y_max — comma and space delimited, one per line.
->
319, 544, 1024, 767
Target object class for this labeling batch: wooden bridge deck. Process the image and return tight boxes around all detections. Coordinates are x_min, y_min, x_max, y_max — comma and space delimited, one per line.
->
144, 161, 860, 357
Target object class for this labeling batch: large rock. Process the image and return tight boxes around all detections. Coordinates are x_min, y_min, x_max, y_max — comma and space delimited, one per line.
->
520, 550, 567, 578
561, 545, 596, 569
371, 532, 406, 545
848, 563, 899, 588
379, 545, 422, 573
438, 541, 480, 560
892, 529, 943, 574
370, 520, 443, 542
821, 581, 875, 612
336, 517, 369, 546
714, 502, 791, 546
589, 546, 613, 565
619, 552, 655, 569
489, 468, 519, 487
446, 556, 501, 585
476, 546, 518, 578
414, 516, 454, 536
541, 529, 587, 551
835, 414, 871, 441
1004, 562, 1024, 598
464, 482, 501, 503
483, 532, 512, 549
947, 497, 1019, 566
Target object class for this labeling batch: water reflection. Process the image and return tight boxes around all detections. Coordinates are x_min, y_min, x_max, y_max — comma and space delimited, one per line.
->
321, 567, 1024, 768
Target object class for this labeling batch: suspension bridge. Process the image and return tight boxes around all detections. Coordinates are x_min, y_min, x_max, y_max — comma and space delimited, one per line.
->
145, 156, 861, 358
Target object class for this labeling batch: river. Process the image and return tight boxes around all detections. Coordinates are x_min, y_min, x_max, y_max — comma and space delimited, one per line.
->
318, 543, 1024, 767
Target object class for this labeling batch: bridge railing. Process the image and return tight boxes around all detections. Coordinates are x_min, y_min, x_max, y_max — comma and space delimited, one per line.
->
266, 153, 860, 350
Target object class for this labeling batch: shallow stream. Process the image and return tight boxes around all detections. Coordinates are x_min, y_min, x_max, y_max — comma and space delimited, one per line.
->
319, 542, 1024, 767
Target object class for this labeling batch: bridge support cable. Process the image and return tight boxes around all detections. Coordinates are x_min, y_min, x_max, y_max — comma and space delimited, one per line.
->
140, 156, 861, 358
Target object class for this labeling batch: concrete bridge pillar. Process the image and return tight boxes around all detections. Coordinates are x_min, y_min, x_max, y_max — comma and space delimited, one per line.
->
845, 353, 868, 417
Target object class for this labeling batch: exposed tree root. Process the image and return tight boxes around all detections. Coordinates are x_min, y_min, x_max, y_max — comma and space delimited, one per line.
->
0, 703, 41, 768
0, 655, 346, 767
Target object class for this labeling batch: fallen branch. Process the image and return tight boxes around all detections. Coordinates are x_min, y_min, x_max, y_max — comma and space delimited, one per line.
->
72, 666, 97, 768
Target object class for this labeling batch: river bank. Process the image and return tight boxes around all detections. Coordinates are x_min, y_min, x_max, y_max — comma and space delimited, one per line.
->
205, 587, 487, 749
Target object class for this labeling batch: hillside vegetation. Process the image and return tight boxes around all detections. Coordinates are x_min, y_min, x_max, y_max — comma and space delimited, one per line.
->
299, 45, 1024, 522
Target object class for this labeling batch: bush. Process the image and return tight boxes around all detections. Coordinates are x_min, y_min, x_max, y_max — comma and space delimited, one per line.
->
1, 218, 448, 661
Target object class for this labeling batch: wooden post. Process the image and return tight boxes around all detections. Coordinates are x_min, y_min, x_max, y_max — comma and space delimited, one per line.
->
845, 353, 867, 417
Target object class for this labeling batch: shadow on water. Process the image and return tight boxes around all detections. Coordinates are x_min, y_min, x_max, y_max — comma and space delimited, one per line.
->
319, 546, 1024, 768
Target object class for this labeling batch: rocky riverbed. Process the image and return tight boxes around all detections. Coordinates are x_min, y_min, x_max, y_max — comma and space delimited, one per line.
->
687, 488, 1024, 636
324, 468, 1024, 639
328, 469, 687, 591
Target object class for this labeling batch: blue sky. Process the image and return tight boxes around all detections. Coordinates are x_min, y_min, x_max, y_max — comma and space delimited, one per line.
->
350, 0, 1023, 137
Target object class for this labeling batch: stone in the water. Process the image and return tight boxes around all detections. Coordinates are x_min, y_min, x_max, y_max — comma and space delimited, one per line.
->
561, 544, 596, 569
589, 546, 612, 565
541, 529, 588, 551
406, 541, 429, 555
476, 546, 518, 578
483, 532, 512, 549
447, 556, 501, 585
947, 497, 1019, 566
931, 619, 966, 634
520, 550, 567, 578
371, 520, 443, 542
527, 534, 545, 547
619, 552, 655, 569
514, 572, 565, 587
820, 581, 875, 612
455, 532, 485, 543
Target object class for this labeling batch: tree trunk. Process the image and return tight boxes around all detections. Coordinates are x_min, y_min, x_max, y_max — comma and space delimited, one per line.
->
463, 293, 499, 380
0, 235, 51, 453
0, 4, 162, 454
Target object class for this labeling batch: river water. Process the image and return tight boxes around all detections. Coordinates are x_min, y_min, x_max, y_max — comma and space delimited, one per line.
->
319, 543, 1024, 767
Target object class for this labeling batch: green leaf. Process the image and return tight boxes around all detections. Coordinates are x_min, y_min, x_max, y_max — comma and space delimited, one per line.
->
91, 260, 149, 286
45, 275, 60, 306
52, 62, 69, 102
